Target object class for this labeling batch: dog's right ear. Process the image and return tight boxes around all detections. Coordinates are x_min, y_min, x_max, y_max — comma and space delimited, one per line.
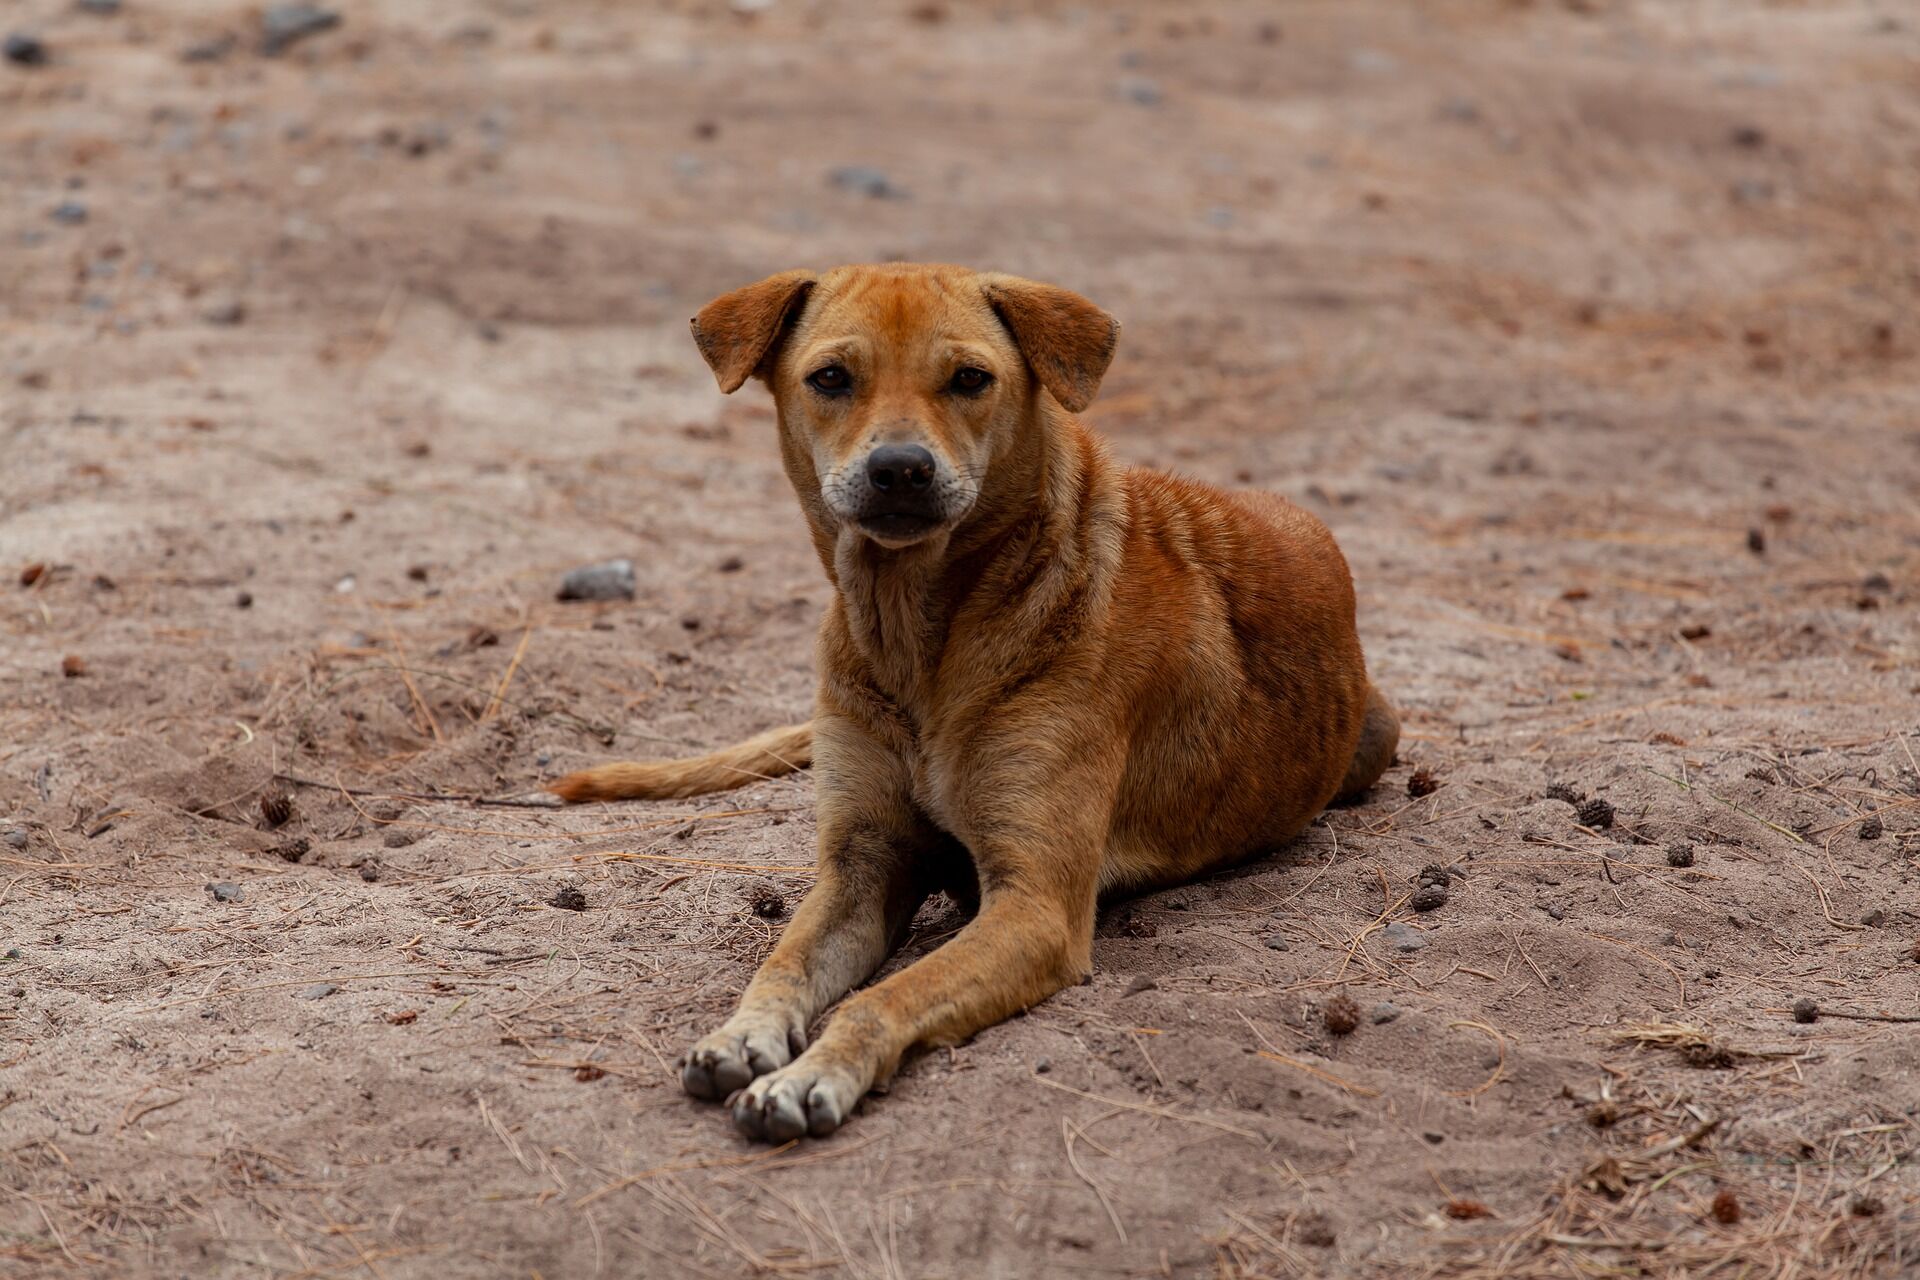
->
690, 270, 818, 393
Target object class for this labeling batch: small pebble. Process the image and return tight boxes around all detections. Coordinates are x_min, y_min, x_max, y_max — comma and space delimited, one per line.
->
548, 885, 588, 912
297, 983, 338, 1000
4, 32, 47, 66
751, 892, 786, 919
1123, 975, 1157, 996
1666, 844, 1696, 868
1791, 998, 1819, 1024
1542, 782, 1582, 806
60, 655, 86, 678
79, 0, 123, 14
1860, 909, 1886, 927
828, 165, 908, 200
1034, 1057, 1052, 1074
181, 35, 235, 63
3, 829, 27, 850
1407, 767, 1441, 798
358, 861, 381, 882
1858, 814, 1883, 841
201, 299, 246, 326
236, 591, 253, 608
261, 4, 341, 56
1545, 903, 1565, 921
1382, 921, 1427, 952
1371, 1001, 1401, 1024
1117, 74, 1162, 106
1411, 883, 1448, 912
556, 558, 636, 602
50, 200, 88, 225
1264, 934, 1289, 950
274, 838, 309, 863
207, 881, 244, 903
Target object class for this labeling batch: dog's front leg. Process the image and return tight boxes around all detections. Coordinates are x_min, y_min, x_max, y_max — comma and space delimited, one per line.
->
681, 722, 932, 1100
729, 816, 1102, 1141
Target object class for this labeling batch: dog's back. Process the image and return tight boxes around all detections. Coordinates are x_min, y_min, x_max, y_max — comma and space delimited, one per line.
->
1092, 465, 1390, 892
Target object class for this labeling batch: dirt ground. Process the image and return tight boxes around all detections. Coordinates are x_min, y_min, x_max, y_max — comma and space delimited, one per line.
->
4, 1, 1919, 1276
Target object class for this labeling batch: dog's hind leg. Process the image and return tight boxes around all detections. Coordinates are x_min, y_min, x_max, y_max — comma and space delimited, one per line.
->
1335, 684, 1399, 802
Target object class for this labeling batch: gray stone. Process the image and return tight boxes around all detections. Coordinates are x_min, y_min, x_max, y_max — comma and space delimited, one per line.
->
828, 166, 909, 200
3, 829, 27, 849
1117, 75, 1162, 106
4, 32, 47, 66
201, 298, 246, 326
1371, 1002, 1401, 1024
557, 558, 635, 602
79, 0, 123, 14
207, 881, 243, 903
1382, 921, 1427, 952
181, 35, 235, 63
261, 4, 339, 56
50, 200, 88, 226
298, 983, 338, 1000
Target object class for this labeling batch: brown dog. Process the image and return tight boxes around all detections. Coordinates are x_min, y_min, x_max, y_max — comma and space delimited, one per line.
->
552, 263, 1398, 1141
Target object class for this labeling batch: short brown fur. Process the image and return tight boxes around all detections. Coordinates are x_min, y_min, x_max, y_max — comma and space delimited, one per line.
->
552, 263, 1398, 1141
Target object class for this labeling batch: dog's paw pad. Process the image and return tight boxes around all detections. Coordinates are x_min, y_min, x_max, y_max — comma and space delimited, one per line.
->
680, 1023, 794, 1101
731, 1065, 856, 1142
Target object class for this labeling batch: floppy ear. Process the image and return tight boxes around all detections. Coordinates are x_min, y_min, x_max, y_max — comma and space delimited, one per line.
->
690, 270, 817, 393
980, 274, 1119, 413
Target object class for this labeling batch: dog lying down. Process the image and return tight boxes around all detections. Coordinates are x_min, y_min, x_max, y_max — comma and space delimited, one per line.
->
550, 263, 1398, 1141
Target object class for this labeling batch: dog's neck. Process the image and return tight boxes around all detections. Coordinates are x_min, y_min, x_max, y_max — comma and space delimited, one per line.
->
804, 402, 1107, 714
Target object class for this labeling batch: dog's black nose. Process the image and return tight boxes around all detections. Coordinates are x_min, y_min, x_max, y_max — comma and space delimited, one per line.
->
866, 444, 936, 493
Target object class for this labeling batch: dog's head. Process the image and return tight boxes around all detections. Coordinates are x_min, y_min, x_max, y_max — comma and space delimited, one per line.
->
690, 264, 1117, 549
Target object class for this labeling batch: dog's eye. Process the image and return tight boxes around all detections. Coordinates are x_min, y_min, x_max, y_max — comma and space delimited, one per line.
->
807, 365, 851, 394
950, 367, 992, 395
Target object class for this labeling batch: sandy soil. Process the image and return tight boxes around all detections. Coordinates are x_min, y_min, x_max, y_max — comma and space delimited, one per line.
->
4, 1, 1919, 1276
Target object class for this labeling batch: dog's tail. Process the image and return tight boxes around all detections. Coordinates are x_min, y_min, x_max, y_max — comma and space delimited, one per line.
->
1336, 684, 1399, 803
547, 722, 813, 804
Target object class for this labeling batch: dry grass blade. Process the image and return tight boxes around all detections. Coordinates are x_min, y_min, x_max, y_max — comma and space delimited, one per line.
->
1444, 1020, 1508, 1098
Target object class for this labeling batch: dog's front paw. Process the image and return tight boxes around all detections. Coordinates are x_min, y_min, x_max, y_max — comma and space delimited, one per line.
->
730, 1060, 863, 1142
680, 1018, 803, 1101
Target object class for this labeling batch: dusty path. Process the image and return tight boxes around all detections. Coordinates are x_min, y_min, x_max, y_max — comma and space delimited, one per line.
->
3, 2, 1917, 1275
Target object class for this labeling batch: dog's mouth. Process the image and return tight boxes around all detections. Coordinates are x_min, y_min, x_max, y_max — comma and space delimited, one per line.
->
856, 512, 945, 545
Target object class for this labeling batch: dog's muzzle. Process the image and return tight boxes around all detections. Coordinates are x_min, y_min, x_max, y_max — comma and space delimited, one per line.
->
852, 443, 947, 540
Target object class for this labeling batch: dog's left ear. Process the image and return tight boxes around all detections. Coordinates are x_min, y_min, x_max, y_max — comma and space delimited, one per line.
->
980, 274, 1119, 413
690, 270, 818, 393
